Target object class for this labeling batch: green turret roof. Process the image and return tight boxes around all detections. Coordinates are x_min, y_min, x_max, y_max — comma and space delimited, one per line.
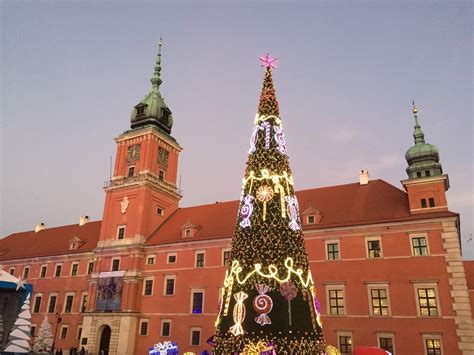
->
405, 102, 443, 179
130, 39, 173, 134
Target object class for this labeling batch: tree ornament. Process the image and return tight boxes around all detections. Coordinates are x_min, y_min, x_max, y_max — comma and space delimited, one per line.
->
260, 121, 271, 149
229, 291, 248, 336
272, 176, 286, 218
273, 125, 287, 155
280, 281, 297, 327
259, 53, 278, 69
239, 195, 255, 228
285, 195, 301, 231
253, 284, 273, 326
256, 185, 274, 221
249, 125, 260, 154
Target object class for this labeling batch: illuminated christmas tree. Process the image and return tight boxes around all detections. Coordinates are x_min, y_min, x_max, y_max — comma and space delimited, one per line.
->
214, 54, 326, 353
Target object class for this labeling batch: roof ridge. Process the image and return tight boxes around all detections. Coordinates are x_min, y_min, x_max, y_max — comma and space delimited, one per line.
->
2, 220, 102, 239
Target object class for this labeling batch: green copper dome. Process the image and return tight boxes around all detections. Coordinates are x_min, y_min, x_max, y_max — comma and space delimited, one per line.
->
405, 104, 443, 179
130, 40, 173, 134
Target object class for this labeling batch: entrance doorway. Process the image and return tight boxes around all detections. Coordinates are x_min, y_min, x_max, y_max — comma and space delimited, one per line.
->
98, 325, 111, 355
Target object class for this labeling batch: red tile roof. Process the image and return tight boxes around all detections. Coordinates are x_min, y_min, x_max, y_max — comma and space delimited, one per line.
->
0, 180, 458, 260
0, 221, 101, 261
146, 179, 457, 246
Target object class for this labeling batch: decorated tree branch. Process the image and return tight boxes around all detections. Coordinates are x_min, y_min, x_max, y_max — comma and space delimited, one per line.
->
214, 54, 326, 353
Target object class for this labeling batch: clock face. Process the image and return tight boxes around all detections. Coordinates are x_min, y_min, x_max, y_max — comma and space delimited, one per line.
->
158, 148, 169, 167
127, 145, 140, 163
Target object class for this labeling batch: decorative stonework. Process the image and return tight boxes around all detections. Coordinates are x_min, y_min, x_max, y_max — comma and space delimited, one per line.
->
441, 219, 474, 354
120, 196, 129, 214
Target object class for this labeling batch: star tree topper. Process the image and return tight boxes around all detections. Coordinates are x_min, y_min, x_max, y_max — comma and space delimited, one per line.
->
260, 53, 277, 70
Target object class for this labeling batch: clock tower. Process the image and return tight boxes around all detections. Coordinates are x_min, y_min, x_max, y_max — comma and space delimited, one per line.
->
82, 41, 182, 355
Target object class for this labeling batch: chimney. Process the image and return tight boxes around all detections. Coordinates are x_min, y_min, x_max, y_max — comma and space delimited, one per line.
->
35, 222, 46, 233
359, 169, 369, 185
79, 215, 90, 226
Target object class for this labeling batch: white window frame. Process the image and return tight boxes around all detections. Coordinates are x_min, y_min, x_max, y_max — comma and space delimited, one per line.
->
190, 288, 205, 315
30, 323, 37, 337
116, 225, 126, 240
33, 293, 43, 313
146, 255, 156, 265
63, 292, 75, 313
70, 262, 79, 276
164, 275, 176, 296
143, 277, 154, 296
60, 324, 69, 339
326, 285, 346, 316
377, 332, 395, 354
190, 326, 202, 346
8, 267, 15, 275
139, 319, 149, 336
40, 264, 48, 278
76, 325, 83, 340
111, 257, 121, 271
167, 252, 177, 264
87, 261, 94, 275
325, 239, 340, 261
365, 235, 383, 258
222, 248, 231, 266
47, 293, 58, 313
422, 333, 443, 355
337, 331, 353, 354
161, 319, 171, 337
54, 263, 62, 277
409, 233, 430, 256
80, 292, 88, 313
184, 228, 192, 237
413, 282, 441, 317
367, 283, 391, 317
195, 251, 206, 268
22, 265, 30, 279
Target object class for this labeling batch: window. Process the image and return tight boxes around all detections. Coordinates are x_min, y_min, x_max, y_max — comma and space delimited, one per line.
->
77, 326, 82, 340
367, 238, 382, 258
167, 253, 177, 264
111, 258, 120, 271
161, 320, 171, 337
429, 198, 435, 208
87, 262, 94, 275
338, 334, 352, 355
424, 336, 442, 355
184, 229, 191, 237
192, 291, 204, 314
307, 215, 315, 224
326, 242, 340, 260
190, 328, 201, 346
417, 171, 422, 178
33, 295, 42, 313
146, 256, 156, 265
40, 265, 47, 278
139, 320, 149, 336
55, 264, 62, 277
425, 170, 431, 177
23, 266, 30, 279
64, 294, 74, 313
196, 252, 205, 268
159, 170, 165, 181
144, 279, 154, 296
9, 267, 15, 275
48, 295, 57, 313
128, 166, 135, 177
328, 287, 345, 315
81, 293, 88, 313
412, 236, 429, 256
421, 198, 427, 208
117, 226, 126, 240
71, 263, 79, 276
222, 250, 231, 266
136, 106, 145, 115
378, 335, 395, 354
164, 276, 175, 295
156, 207, 164, 216
417, 288, 439, 317
60, 325, 68, 339
370, 288, 389, 316
31, 325, 36, 337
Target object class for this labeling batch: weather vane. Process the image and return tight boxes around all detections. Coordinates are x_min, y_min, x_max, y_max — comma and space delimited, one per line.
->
260, 53, 277, 70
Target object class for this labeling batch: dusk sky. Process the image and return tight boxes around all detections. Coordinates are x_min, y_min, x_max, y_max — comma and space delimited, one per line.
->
1, 1, 472, 259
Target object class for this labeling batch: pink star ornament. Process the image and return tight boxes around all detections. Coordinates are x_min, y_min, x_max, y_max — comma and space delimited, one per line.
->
260, 53, 278, 69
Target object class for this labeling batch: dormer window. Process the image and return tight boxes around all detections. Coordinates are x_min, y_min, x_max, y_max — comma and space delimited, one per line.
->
161, 107, 171, 121
136, 106, 146, 115
68, 236, 84, 250
302, 205, 323, 225
181, 220, 200, 238
307, 215, 315, 224
185, 229, 191, 237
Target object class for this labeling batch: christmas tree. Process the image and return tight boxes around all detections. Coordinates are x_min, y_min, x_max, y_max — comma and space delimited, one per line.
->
214, 54, 326, 353
32, 315, 53, 353
4, 293, 32, 353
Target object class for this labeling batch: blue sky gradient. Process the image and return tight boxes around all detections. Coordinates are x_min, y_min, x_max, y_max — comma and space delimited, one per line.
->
1, 1, 472, 258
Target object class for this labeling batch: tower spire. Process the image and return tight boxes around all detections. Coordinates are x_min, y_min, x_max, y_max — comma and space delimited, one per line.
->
151, 37, 163, 90
412, 100, 425, 145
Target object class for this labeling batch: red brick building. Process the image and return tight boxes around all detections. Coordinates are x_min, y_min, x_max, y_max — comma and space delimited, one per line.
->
1, 48, 473, 355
